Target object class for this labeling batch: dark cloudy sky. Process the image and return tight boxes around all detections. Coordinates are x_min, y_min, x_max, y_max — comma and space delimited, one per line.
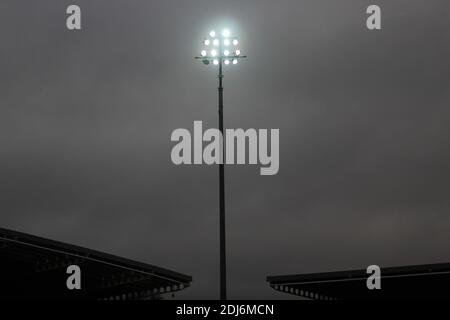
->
1, 0, 450, 299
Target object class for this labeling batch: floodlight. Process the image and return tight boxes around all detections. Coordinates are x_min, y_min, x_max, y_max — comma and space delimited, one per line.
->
194, 27, 247, 302
197, 30, 245, 67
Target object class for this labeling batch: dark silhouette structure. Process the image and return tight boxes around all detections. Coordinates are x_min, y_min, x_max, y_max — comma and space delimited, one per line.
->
0, 227, 192, 300
217, 41, 227, 301
267, 263, 450, 300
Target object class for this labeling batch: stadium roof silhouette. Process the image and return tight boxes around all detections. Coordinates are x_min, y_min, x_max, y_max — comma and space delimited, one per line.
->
0, 227, 192, 300
267, 263, 450, 300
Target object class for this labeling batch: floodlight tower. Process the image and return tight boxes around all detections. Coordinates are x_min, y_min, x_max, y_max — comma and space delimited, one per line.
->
195, 29, 246, 300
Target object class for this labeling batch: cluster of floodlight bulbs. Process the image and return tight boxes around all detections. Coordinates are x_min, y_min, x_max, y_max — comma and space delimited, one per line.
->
201, 29, 241, 65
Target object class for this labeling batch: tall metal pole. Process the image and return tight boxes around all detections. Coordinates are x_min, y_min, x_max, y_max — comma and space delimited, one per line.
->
218, 40, 227, 301
196, 29, 246, 301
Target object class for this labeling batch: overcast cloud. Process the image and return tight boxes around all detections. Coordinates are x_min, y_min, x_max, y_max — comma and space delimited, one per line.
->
0, 0, 450, 299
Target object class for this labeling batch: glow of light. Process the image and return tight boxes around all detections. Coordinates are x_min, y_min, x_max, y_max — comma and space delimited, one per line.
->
224, 39, 230, 46
235, 49, 241, 55
224, 50, 230, 56
209, 30, 216, 37
213, 39, 219, 46
224, 59, 230, 65
201, 50, 207, 56
213, 59, 219, 65
233, 59, 238, 64
204, 39, 210, 46
211, 49, 217, 57
222, 29, 230, 37
232, 39, 239, 46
